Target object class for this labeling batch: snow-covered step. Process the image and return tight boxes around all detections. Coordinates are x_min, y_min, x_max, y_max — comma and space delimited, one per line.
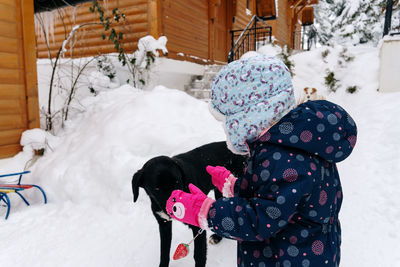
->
185, 64, 225, 100
187, 88, 211, 99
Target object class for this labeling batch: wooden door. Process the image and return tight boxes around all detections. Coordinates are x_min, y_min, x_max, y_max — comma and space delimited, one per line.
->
211, 0, 228, 62
0, 0, 39, 159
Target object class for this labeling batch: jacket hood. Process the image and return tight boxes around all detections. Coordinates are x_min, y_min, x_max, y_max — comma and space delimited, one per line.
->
210, 54, 296, 154
257, 100, 357, 162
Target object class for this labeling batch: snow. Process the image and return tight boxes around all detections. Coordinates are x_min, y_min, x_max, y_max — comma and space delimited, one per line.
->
61, 25, 81, 55
88, 71, 120, 92
20, 128, 59, 152
134, 36, 168, 68
1, 44, 400, 266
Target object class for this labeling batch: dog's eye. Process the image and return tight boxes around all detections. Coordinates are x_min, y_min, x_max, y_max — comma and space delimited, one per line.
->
172, 197, 176, 202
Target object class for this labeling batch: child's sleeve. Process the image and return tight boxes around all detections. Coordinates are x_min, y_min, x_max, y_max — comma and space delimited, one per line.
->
206, 158, 313, 242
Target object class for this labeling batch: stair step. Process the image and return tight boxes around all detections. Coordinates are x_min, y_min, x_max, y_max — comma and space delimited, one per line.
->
185, 64, 225, 100
187, 88, 211, 99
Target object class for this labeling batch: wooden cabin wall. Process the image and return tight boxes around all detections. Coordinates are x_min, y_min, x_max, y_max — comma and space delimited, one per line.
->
162, 0, 209, 61
267, 0, 291, 48
35, 0, 272, 63
35, 0, 150, 59
232, 0, 257, 30
162, 0, 256, 63
0, 0, 39, 159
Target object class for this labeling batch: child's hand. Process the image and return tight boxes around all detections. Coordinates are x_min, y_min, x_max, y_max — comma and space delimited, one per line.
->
166, 184, 213, 227
206, 166, 237, 197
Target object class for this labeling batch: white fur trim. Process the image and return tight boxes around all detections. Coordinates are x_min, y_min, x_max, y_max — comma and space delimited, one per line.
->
198, 197, 215, 230
208, 102, 225, 122
222, 175, 235, 198
198, 216, 210, 231
209, 103, 248, 155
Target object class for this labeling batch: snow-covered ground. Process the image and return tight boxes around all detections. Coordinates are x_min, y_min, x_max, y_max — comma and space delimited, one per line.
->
1, 44, 400, 267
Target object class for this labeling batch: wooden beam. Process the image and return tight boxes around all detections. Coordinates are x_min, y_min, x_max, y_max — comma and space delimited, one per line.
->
306, 0, 319, 5
232, 0, 237, 17
290, 0, 307, 49
296, 3, 308, 16
21, 0, 39, 129
291, 0, 306, 17
209, 0, 221, 20
291, 0, 305, 9
148, 0, 163, 37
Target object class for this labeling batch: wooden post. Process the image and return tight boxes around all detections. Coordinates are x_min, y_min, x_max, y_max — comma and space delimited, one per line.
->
21, 0, 39, 129
290, 0, 307, 49
208, 0, 221, 62
148, 0, 163, 38
383, 0, 393, 37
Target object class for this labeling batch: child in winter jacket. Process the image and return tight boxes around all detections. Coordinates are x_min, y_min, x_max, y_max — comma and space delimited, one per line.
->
166, 54, 357, 267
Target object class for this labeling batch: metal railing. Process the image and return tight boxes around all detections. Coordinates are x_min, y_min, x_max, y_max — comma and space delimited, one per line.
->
228, 15, 272, 62
383, 0, 400, 36
293, 25, 319, 51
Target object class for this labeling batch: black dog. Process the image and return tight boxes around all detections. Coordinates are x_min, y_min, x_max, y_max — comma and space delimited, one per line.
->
132, 141, 247, 267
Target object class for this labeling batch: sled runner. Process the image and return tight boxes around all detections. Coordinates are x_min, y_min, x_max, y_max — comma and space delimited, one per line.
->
0, 171, 47, 219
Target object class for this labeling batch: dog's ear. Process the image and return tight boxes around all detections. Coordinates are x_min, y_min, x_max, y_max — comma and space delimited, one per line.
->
312, 88, 317, 94
303, 87, 308, 93
132, 169, 143, 203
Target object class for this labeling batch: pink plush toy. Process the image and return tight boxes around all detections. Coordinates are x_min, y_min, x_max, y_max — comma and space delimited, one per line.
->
166, 184, 215, 228
206, 165, 237, 197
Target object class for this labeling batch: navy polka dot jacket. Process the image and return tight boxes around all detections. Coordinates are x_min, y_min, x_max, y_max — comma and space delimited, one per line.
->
207, 100, 357, 267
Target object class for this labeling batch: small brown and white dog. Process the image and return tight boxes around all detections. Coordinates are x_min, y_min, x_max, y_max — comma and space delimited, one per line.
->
297, 87, 326, 105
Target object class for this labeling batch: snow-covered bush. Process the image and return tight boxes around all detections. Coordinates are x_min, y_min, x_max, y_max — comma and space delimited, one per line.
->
88, 56, 120, 95
278, 45, 295, 77
338, 47, 355, 66
90, 1, 168, 88
20, 128, 59, 156
128, 35, 168, 88
96, 55, 117, 79
315, 0, 400, 46
346, 85, 359, 94
324, 70, 340, 92
321, 48, 330, 62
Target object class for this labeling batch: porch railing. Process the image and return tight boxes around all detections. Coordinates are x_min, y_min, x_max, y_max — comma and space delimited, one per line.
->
228, 15, 272, 63
293, 25, 319, 51
383, 0, 400, 36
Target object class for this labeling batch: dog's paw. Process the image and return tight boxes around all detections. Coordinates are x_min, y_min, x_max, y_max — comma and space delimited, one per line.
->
209, 234, 223, 245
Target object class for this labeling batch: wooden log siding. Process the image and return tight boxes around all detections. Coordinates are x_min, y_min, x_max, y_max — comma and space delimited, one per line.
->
35, 0, 150, 59
0, 0, 39, 158
163, 0, 209, 60
232, 0, 256, 30
267, 0, 291, 47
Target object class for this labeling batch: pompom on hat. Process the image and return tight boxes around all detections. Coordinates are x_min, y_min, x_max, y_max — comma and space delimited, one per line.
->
210, 54, 296, 155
